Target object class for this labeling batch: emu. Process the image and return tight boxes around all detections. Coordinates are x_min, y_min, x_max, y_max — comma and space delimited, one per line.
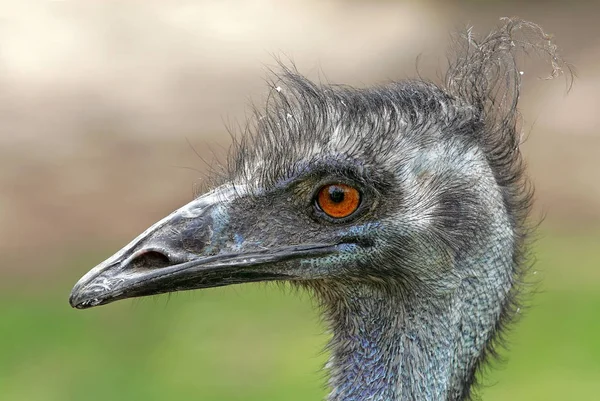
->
70, 20, 567, 401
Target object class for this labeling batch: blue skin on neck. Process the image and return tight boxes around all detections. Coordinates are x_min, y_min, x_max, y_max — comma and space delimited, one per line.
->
323, 287, 455, 401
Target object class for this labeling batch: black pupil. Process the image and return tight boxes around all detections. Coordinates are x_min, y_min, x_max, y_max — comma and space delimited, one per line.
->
328, 186, 345, 203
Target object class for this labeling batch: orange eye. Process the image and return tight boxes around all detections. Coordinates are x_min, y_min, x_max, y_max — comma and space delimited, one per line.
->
316, 184, 361, 219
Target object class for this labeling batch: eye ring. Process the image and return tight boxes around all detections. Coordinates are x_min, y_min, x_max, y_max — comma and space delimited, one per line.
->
315, 183, 361, 219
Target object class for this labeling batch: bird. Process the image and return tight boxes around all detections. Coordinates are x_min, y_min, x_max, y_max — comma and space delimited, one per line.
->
69, 19, 569, 401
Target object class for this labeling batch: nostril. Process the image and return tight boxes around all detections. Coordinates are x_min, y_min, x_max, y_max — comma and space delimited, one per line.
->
129, 250, 172, 270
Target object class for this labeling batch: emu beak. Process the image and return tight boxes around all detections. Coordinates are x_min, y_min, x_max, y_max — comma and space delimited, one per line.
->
69, 185, 338, 309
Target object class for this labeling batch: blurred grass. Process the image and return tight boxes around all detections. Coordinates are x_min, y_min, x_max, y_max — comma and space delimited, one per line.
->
0, 231, 598, 401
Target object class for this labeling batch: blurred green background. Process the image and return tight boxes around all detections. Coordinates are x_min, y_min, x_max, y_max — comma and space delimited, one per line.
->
1, 1, 599, 400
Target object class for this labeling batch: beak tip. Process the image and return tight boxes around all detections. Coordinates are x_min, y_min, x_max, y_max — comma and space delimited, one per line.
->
68, 288, 87, 309
68, 281, 108, 310
69, 293, 104, 309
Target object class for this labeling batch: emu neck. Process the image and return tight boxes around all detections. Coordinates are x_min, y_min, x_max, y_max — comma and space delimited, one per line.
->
316, 260, 511, 400
319, 286, 453, 401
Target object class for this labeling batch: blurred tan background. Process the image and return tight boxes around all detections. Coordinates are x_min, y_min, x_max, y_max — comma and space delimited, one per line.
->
1, 1, 599, 401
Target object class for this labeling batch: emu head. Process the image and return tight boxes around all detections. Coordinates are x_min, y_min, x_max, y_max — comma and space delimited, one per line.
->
70, 20, 568, 401
70, 74, 498, 302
